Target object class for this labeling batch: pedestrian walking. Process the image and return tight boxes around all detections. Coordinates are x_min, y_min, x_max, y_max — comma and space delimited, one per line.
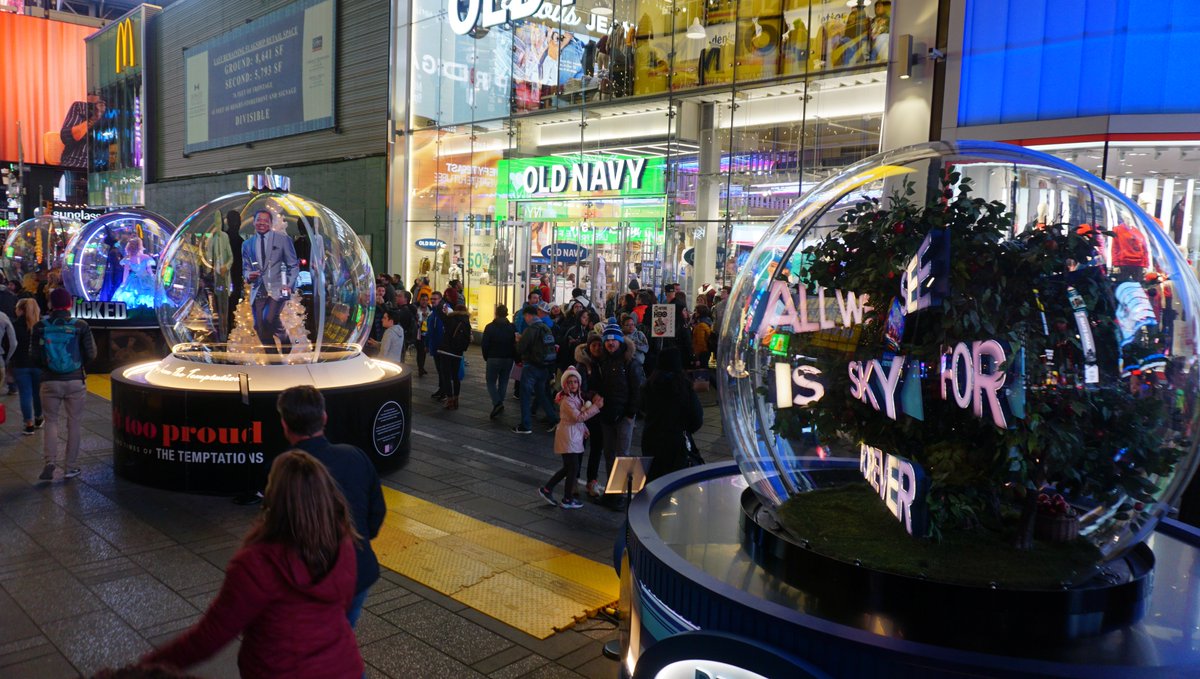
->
276, 385, 385, 627
513, 305, 558, 434
538, 367, 603, 509
436, 303, 471, 410
11, 299, 43, 435
481, 304, 516, 419
33, 288, 96, 482
414, 292, 431, 376
426, 291, 449, 399
141, 451, 364, 679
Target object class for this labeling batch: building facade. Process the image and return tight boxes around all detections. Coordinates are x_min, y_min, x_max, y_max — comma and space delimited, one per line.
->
389, 0, 897, 328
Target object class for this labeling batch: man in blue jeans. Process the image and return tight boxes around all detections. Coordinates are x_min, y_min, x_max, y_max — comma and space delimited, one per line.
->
513, 305, 558, 434
276, 385, 385, 627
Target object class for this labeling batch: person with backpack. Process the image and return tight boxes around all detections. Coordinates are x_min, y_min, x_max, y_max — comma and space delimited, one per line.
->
32, 288, 96, 482
513, 305, 558, 434
436, 303, 471, 410
425, 291, 450, 400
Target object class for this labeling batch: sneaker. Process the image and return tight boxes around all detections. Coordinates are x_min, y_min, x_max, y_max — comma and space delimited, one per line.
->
23, 425, 35, 436
587, 479, 603, 498
34, 416, 44, 429
489, 404, 502, 420
63, 468, 81, 479
561, 498, 584, 510
545, 422, 558, 433
511, 426, 532, 435
537, 486, 557, 506
430, 391, 446, 401
38, 464, 55, 481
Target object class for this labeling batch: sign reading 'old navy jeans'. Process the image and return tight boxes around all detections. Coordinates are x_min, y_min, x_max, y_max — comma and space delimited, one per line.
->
184, 0, 336, 153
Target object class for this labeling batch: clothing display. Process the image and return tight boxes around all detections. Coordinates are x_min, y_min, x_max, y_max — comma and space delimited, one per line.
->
1111, 223, 1150, 268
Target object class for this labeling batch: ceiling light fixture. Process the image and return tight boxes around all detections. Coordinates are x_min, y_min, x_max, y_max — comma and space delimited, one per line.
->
593, 1, 612, 17
687, 18, 706, 40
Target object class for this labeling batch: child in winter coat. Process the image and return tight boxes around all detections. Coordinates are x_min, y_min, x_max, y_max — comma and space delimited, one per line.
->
538, 366, 603, 509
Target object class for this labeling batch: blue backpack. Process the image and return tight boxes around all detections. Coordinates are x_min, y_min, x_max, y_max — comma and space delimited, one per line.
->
41, 318, 82, 374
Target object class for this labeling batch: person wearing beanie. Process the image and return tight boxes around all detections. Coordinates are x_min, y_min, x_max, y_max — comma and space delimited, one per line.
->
584, 318, 641, 500
538, 366, 604, 509
642, 345, 703, 482
32, 286, 97, 482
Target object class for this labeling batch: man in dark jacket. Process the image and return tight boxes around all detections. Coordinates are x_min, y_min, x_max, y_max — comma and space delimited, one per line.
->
585, 321, 641, 497
480, 304, 516, 419
32, 287, 97, 481
513, 305, 558, 434
276, 385, 386, 628
425, 291, 449, 400
393, 290, 419, 362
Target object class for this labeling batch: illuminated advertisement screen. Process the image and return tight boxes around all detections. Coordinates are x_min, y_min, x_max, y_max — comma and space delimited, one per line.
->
0, 13, 91, 166
184, 0, 336, 153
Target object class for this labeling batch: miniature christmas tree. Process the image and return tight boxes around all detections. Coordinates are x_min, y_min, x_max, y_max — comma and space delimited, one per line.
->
227, 285, 265, 363
280, 296, 314, 363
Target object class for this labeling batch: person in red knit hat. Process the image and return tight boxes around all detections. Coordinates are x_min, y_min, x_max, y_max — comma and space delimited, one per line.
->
141, 450, 364, 679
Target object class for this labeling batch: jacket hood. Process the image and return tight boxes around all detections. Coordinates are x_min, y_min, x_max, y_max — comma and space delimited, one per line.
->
602, 336, 636, 363
575, 342, 595, 366
258, 540, 353, 605
447, 309, 470, 320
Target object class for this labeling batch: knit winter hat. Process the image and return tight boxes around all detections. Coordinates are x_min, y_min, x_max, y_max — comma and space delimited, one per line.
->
50, 287, 72, 310
561, 366, 583, 389
602, 322, 623, 342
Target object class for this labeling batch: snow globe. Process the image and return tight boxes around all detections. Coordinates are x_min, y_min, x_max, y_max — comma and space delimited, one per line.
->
62, 208, 174, 320
717, 140, 1200, 642
111, 171, 409, 494
1, 209, 81, 292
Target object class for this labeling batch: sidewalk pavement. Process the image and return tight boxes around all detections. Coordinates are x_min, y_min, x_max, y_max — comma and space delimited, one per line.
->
0, 345, 731, 678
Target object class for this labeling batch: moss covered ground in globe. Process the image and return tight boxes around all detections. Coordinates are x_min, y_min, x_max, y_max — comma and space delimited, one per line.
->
776, 483, 1101, 588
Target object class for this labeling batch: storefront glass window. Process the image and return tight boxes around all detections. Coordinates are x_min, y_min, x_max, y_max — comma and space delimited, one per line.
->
392, 0, 892, 329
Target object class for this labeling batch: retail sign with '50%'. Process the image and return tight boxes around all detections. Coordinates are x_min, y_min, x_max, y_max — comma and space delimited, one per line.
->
450, 0, 604, 36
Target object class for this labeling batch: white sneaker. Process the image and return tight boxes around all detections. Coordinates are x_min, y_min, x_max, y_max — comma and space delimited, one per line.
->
587, 479, 602, 498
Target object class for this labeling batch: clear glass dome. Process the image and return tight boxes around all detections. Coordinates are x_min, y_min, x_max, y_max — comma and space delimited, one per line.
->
155, 174, 375, 364
63, 209, 175, 312
2, 212, 81, 292
719, 141, 1200, 559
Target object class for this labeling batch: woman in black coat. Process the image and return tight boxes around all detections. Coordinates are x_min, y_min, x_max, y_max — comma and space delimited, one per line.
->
642, 346, 703, 481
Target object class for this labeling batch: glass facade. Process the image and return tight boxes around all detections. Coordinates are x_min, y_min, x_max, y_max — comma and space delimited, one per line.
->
391, 0, 891, 329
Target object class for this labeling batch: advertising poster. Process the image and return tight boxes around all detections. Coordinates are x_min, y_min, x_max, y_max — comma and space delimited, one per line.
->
0, 13, 91, 166
512, 20, 602, 112
651, 303, 675, 338
184, 0, 336, 153
408, 133, 502, 214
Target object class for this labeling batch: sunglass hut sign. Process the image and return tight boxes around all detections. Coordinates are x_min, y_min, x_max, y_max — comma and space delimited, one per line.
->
511, 158, 650, 197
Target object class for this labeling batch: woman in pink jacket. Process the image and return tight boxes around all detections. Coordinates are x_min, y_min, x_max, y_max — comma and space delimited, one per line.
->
538, 366, 603, 509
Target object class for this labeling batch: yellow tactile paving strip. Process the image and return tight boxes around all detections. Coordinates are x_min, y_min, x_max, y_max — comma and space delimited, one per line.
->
377, 486, 620, 639
84, 378, 617, 639
86, 373, 112, 400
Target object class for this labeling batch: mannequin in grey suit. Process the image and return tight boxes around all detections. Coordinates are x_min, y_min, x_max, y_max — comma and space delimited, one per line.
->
241, 209, 299, 352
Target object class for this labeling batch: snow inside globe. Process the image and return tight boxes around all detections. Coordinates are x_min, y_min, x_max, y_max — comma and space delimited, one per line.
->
153, 170, 375, 369
2, 210, 81, 293
62, 209, 175, 319
719, 140, 1200, 566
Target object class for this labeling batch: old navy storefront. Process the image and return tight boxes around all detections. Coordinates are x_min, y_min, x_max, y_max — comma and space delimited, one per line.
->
391, 0, 894, 330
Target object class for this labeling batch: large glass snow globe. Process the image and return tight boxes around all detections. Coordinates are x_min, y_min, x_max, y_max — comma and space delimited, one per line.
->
62, 209, 175, 315
2, 210, 81, 293
719, 141, 1200, 562
154, 171, 374, 365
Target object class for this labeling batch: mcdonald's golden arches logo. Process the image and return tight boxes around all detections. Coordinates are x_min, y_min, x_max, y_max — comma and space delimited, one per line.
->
115, 18, 136, 74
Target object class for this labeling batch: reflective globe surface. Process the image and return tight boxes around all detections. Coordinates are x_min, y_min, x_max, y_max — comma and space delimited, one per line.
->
1, 213, 81, 291
63, 209, 175, 310
718, 141, 1200, 559
155, 178, 374, 364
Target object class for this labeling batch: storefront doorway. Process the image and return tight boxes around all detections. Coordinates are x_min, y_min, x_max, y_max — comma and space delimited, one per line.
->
497, 197, 667, 314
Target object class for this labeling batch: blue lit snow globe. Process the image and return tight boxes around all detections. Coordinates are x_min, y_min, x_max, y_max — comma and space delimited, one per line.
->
719, 141, 1200, 584
153, 170, 376, 368
1, 210, 81, 292
62, 209, 175, 323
